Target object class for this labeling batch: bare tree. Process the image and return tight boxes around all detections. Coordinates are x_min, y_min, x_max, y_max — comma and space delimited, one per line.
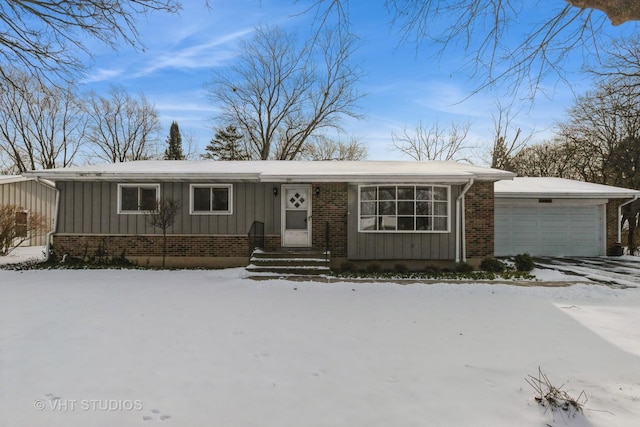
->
391, 121, 473, 162
303, 1, 640, 97
510, 139, 584, 179
0, 204, 48, 255
207, 25, 363, 160
556, 78, 640, 185
0, 0, 181, 86
180, 129, 200, 161
513, 76, 640, 183
84, 85, 161, 163
300, 135, 368, 160
145, 197, 182, 267
490, 103, 533, 170
0, 68, 86, 173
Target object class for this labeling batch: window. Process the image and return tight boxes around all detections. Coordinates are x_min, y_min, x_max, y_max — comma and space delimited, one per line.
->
359, 185, 450, 232
117, 184, 160, 214
15, 211, 28, 238
190, 184, 232, 215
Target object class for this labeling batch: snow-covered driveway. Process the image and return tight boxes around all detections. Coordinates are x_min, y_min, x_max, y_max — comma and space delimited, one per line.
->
534, 256, 640, 288
1, 267, 640, 427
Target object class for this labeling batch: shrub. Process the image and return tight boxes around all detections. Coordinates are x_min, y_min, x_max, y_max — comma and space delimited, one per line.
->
366, 263, 381, 273
339, 261, 356, 272
526, 367, 586, 417
454, 262, 474, 273
0, 205, 48, 255
424, 264, 441, 275
394, 263, 408, 274
514, 253, 535, 272
480, 257, 506, 273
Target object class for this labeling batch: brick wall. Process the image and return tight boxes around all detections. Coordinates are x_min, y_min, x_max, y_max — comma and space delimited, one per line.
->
311, 183, 348, 257
464, 181, 495, 258
52, 234, 276, 259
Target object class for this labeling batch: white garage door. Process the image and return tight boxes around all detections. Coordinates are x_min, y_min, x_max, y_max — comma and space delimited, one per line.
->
495, 203, 604, 257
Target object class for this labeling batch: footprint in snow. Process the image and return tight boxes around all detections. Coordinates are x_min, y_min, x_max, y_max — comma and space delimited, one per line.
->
143, 409, 172, 421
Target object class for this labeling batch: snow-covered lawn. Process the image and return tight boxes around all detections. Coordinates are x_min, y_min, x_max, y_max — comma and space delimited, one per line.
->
1, 255, 640, 426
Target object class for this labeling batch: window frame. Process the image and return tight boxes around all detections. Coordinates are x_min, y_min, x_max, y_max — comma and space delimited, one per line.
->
117, 183, 161, 214
357, 184, 451, 233
189, 184, 233, 215
14, 210, 28, 238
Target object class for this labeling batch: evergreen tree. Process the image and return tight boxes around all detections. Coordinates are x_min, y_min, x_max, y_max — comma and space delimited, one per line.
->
202, 125, 249, 160
164, 121, 185, 160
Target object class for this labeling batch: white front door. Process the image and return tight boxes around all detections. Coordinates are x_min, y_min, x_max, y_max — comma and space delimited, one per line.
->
282, 185, 312, 247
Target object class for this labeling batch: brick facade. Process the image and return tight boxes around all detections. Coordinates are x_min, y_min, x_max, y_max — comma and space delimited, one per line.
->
464, 181, 495, 259
311, 183, 348, 257
52, 234, 283, 260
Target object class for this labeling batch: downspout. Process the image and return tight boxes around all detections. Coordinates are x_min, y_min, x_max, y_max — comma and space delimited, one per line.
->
618, 195, 639, 243
455, 179, 474, 263
35, 177, 59, 262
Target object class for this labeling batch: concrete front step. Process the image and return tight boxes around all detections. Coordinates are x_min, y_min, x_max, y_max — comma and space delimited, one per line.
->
246, 265, 331, 275
247, 250, 331, 276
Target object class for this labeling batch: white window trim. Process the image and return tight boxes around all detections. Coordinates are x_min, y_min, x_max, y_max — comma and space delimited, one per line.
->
117, 183, 161, 214
357, 184, 451, 233
189, 184, 233, 215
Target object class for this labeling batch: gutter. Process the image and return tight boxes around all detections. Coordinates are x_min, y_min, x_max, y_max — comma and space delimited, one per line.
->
455, 179, 474, 263
618, 195, 639, 243
34, 177, 59, 263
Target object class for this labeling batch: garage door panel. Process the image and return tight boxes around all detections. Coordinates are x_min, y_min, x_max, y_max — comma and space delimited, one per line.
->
495, 204, 603, 257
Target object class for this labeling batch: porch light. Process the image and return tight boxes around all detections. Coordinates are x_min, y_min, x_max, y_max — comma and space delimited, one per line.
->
273, 187, 278, 197
315, 187, 321, 196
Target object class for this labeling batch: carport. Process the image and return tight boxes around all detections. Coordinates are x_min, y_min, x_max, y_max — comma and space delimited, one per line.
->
494, 178, 640, 257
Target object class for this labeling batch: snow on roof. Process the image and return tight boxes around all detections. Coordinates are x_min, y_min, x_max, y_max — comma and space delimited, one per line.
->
0, 175, 25, 184
0, 175, 56, 187
23, 160, 515, 183
495, 177, 640, 199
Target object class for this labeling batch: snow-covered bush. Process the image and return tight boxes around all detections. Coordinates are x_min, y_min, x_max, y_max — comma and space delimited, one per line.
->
480, 257, 506, 273
514, 253, 535, 272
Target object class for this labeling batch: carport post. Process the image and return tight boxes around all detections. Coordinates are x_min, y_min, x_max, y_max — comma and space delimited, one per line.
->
618, 195, 639, 243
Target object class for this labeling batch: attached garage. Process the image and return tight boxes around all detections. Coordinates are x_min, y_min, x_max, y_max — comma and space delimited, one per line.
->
495, 200, 605, 256
494, 178, 640, 257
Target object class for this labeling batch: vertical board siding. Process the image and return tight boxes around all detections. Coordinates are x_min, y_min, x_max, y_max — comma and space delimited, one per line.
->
0, 179, 57, 246
56, 181, 281, 236
347, 184, 460, 260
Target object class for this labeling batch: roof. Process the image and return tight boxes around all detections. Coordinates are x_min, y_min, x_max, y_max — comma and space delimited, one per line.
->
0, 175, 55, 187
495, 177, 640, 199
0, 175, 26, 184
23, 160, 515, 183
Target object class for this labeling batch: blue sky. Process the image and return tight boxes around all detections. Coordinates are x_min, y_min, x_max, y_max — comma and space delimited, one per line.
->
78, 0, 613, 163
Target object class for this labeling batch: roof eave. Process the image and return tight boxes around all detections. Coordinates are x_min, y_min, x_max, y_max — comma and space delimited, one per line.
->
24, 170, 515, 183
496, 192, 640, 199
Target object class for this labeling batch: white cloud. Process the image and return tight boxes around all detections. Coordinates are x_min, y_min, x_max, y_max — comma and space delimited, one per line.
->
80, 68, 125, 83
133, 28, 254, 77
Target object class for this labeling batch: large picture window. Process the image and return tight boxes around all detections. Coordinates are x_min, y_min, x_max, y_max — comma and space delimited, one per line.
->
190, 184, 232, 215
359, 185, 450, 232
118, 184, 160, 214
